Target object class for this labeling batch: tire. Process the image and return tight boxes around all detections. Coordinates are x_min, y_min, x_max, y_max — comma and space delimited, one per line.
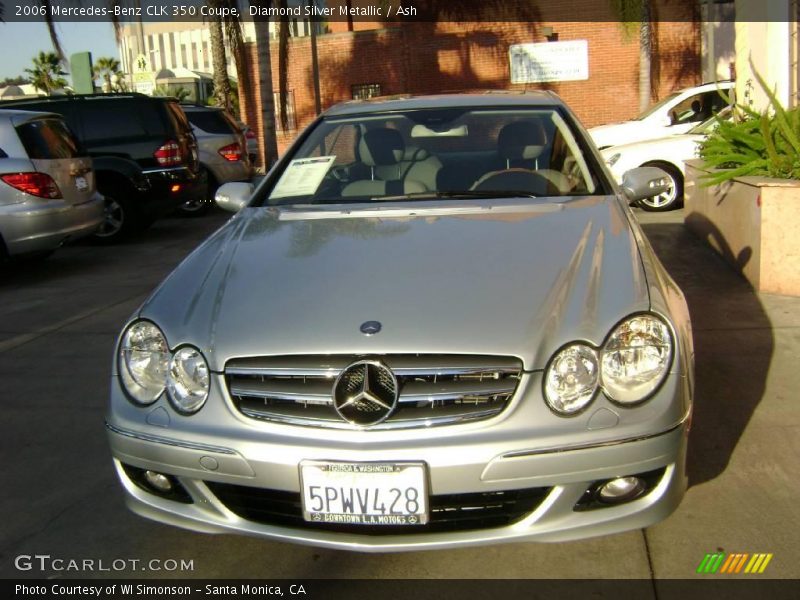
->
177, 168, 213, 217
638, 163, 684, 212
92, 189, 140, 244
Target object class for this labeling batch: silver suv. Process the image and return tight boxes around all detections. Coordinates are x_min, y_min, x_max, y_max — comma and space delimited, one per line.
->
0, 110, 104, 259
180, 106, 253, 215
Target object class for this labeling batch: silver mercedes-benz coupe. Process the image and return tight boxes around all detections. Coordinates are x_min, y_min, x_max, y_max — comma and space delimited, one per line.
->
107, 92, 693, 552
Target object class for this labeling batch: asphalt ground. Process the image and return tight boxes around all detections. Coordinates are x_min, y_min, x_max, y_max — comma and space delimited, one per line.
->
0, 206, 797, 592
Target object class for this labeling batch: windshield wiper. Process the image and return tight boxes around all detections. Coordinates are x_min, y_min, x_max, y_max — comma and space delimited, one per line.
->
374, 190, 539, 201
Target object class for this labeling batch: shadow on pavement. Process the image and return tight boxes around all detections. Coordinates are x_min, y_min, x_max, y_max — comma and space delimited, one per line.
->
0, 212, 228, 288
641, 215, 773, 487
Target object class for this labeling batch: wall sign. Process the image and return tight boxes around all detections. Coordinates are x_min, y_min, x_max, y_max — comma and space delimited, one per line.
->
509, 40, 589, 84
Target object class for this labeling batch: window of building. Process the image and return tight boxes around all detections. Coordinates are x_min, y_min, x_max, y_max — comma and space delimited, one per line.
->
273, 90, 297, 131
181, 44, 188, 68
192, 42, 199, 70
352, 83, 381, 100
202, 41, 210, 71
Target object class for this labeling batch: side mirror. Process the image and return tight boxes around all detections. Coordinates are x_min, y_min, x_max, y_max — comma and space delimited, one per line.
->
621, 167, 670, 201
215, 182, 253, 213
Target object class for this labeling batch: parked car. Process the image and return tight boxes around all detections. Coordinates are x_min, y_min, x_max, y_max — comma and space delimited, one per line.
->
107, 92, 693, 551
589, 80, 734, 149
0, 93, 200, 242
180, 105, 253, 215
0, 109, 104, 259
602, 109, 731, 211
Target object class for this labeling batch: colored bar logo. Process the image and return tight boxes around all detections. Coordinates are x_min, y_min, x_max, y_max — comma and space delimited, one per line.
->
697, 552, 773, 574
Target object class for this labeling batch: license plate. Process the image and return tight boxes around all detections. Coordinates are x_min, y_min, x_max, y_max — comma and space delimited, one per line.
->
74, 176, 88, 192
300, 461, 428, 525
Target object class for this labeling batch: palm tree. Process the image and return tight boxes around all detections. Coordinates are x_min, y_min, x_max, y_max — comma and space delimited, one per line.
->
94, 56, 125, 92
25, 51, 69, 95
254, 17, 280, 166
207, 0, 233, 113
611, 0, 655, 113
154, 85, 191, 102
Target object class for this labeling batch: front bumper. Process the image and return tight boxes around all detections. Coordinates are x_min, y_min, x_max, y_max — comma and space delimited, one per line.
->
107, 371, 690, 552
0, 193, 104, 256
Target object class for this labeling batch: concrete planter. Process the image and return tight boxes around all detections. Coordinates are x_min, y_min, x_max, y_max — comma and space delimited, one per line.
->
684, 159, 800, 296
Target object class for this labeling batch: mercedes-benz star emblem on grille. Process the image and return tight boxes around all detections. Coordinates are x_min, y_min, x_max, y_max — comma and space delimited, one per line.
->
360, 321, 382, 335
332, 360, 399, 426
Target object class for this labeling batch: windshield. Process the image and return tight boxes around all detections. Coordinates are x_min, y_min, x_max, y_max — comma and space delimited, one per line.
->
636, 92, 680, 121
261, 107, 604, 206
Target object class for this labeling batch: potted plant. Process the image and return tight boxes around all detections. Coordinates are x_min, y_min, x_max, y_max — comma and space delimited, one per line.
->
683, 69, 800, 296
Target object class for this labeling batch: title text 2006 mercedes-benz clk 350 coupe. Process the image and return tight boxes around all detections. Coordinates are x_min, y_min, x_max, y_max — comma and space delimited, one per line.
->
107, 92, 693, 552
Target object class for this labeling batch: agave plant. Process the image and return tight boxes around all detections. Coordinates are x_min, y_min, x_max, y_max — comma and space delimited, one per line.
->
699, 66, 800, 185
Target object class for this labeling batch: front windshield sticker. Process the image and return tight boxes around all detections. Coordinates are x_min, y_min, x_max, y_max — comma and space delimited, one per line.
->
269, 156, 336, 199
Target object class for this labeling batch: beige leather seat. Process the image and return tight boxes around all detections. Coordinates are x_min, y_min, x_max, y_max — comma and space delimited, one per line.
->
375, 146, 442, 191
342, 129, 427, 198
472, 120, 571, 194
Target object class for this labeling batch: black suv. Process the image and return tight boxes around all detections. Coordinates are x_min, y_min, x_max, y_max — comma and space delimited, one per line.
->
0, 94, 200, 241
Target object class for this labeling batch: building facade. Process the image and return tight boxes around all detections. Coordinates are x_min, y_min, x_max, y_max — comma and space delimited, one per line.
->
239, 11, 702, 164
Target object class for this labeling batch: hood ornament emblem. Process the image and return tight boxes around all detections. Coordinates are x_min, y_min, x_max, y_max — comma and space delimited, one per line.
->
333, 360, 399, 426
360, 321, 382, 336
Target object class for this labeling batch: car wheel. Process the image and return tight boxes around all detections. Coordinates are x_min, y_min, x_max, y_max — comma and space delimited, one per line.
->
178, 168, 213, 217
93, 194, 137, 243
638, 163, 684, 212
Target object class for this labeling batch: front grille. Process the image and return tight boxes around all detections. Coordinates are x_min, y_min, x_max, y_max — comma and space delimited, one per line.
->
224, 354, 523, 429
205, 482, 550, 535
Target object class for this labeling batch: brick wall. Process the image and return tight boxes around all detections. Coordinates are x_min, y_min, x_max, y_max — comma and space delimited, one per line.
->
239, 17, 700, 165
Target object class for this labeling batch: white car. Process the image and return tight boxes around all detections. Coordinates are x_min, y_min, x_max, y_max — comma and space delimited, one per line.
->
589, 81, 733, 150
601, 110, 728, 211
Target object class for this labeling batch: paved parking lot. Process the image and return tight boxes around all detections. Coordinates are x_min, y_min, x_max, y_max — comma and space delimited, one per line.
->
0, 207, 797, 587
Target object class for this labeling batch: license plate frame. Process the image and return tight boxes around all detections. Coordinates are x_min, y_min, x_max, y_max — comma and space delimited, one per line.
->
299, 460, 429, 526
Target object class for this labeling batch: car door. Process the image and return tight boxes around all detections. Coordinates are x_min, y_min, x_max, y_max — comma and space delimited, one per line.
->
13, 115, 95, 205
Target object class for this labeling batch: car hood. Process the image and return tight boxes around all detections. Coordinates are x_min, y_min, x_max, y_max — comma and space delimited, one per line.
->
140, 197, 650, 372
589, 121, 639, 145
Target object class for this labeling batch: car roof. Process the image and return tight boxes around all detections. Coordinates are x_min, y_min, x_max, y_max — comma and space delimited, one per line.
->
323, 91, 563, 117
0, 93, 176, 108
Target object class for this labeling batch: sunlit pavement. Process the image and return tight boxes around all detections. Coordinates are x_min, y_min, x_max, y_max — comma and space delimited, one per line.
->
0, 205, 797, 587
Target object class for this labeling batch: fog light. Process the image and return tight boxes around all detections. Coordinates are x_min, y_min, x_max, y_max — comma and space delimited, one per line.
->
170, 184, 182, 193
598, 476, 645, 503
144, 470, 173, 493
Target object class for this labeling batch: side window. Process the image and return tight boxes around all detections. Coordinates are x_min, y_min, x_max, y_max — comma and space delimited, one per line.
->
670, 92, 720, 125
709, 90, 730, 114
15, 119, 86, 159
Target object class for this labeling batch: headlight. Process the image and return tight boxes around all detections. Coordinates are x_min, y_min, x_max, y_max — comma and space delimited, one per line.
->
544, 344, 600, 415
605, 152, 621, 167
601, 315, 673, 404
166, 346, 210, 414
118, 321, 169, 404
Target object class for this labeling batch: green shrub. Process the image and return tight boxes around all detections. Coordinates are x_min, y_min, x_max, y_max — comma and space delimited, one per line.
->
698, 68, 800, 185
